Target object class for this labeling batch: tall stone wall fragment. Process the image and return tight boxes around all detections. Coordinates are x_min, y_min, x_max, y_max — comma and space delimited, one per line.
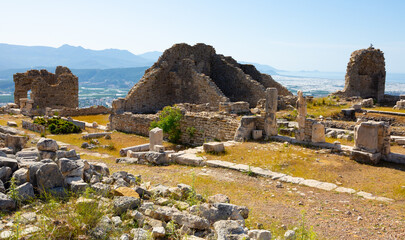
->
295, 90, 307, 141
264, 88, 278, 137
334, 47, 386, 102
13, 66, 78, 114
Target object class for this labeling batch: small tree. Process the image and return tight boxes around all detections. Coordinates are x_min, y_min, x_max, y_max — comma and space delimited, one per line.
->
150, 106, 183, 143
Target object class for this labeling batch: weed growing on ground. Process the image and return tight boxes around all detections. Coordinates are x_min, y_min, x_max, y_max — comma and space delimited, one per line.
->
294, 211, 318, 240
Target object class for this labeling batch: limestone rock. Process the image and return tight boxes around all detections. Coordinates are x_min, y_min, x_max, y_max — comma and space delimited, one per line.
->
36, 162, 65, 193
113, 196, 141, 215
203, 142, 225, 153
0, 166, 12, 182
0, 192, 16, 211
213, 220, 248, 240
171, 212, 210, 230
0, 157, 19, 172
91, 182, 111, 197
57, 158, 84, 178
130, 228, 150, 240
12, 168, 29, 185
208, 194, 230, 203
37, 138, 58, 152
15, 182, 35, 202
248, 229, 272, 240
114, 187, 140, 198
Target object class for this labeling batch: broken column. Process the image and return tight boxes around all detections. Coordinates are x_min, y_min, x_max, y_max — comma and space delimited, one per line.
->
149, 127, 163, 152
351, 121, 390, 164
295, 90, 307, 141
264, 88, 278, 138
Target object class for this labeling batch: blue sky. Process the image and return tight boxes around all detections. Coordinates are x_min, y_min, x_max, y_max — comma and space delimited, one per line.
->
1, 0, 404, 72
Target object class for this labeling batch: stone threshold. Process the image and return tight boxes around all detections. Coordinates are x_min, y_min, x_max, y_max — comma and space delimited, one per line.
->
365, 109, 405, 117
204, 159, 393, 203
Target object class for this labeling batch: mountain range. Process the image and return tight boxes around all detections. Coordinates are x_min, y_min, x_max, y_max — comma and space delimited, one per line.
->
0, 43, 282, 91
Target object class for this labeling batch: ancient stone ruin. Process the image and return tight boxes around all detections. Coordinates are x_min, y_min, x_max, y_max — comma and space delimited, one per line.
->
112, 43, 291, 114
394, 95, 405, 109
294, 90, 325, 143
334, 46, 386, 102
13, 66, 79, 115
351, 121, 390, 164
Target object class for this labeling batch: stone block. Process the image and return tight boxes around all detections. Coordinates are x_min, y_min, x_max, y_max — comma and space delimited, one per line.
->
352, 104, 362, 111
354, 121, 390, 155
203, 142, 225, 153
7, 121, 17, 127
153, 145, 165, 153
120, 143, 149, 157
252, 130, 263, 140
234, 116, 257, 141
350, 150, 381, 165
311, 123, 325, 143
149, 127, 163, 151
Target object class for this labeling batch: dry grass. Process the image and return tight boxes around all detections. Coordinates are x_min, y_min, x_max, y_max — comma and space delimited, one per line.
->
49, 131, 150, 158
72, 114, 110, 126
202, 142, 405, 200
325, 137, 354, 146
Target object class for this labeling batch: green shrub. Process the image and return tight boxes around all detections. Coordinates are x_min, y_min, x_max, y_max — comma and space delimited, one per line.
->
150, 106, 183, 143
34, 117, 81, 134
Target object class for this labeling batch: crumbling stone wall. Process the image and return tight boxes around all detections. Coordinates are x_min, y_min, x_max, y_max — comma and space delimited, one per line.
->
112, 43, 291, 114
109, 113, 157, 136
109, 111, 239, 145
179, 112, 240, 145
58, 106, 112, 117
22, 120, 46, 134
334, 47, 386, 102
13, 66, 78, 113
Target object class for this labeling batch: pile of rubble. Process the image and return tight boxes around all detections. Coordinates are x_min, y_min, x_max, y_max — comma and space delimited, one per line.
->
0, 136, 272, 239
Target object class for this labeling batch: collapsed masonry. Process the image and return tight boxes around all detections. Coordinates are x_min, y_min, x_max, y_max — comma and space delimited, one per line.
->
334, 46, 386, 102
13, 66, 79, 115
295, 90, 325, 143
112, 43, 291, 114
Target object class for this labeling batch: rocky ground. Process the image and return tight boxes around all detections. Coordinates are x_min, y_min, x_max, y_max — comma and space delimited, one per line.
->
0, 113, 405, 239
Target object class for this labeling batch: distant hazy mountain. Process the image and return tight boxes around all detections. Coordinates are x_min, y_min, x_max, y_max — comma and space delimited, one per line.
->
0, 43, 160, 70
0, 66, 148, 91
138, 51, 162, 61
239, 61, 279, 75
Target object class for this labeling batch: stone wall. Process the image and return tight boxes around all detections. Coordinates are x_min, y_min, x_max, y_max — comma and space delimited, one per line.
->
109, 111, 239, 145
334, 47, 386, 102
109, 113, 157, 136
13, 66, 78, 114
58, 106, 112, 117
179, 112, 240, 145
22, 120, 46, 134
112, 43, 291, 114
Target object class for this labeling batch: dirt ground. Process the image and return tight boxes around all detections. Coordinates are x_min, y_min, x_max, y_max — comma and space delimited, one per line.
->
1, 113, 405, 239
75, 145, 405, 240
